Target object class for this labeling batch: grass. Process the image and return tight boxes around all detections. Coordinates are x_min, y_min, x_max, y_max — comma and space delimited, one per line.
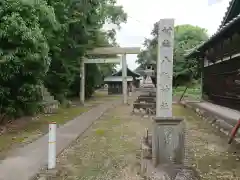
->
0, 91, 119, 159
0, 105, 90, 158
173, 83, 201, 100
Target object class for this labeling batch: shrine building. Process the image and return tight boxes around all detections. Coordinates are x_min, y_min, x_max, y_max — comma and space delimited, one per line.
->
185, 0, 240, 111
104, 67, 141, 94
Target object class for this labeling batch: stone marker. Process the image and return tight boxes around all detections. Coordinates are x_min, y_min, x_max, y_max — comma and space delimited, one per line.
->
152, 117, 185, 166
140, 18, 198, 180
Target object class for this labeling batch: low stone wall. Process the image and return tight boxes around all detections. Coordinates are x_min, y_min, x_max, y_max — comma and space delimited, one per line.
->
180, 101, 240, 143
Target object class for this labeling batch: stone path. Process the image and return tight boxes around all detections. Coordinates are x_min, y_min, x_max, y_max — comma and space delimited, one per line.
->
37, 92, 148, 180
0, 99, 120, 180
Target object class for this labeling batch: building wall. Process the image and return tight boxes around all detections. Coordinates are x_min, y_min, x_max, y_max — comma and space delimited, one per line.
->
203, 57, 240, 111
107, 82, 132, 94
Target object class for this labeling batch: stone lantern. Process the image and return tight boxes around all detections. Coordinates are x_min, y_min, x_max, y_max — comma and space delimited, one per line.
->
143, 60, 157, 87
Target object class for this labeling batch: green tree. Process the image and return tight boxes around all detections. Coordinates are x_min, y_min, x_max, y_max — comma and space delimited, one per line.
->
0, 0, 127, 121
136, 23, 208, 86
44, 0, 127, 101
0, 0, 57, 121
173, 25, 208, 85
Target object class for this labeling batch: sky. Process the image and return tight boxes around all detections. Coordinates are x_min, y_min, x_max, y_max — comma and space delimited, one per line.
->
109, 0, 231, 71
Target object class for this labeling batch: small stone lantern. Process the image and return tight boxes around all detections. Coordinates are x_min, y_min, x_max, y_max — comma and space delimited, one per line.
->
143, 61, 157, 87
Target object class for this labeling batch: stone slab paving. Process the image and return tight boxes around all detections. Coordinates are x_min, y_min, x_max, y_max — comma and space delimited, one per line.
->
0, 100, 120, 180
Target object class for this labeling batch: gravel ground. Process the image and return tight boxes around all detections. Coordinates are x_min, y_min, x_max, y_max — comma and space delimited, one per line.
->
44, 95, 149, 180
174, 105, 240, 180
38, 94, 240, 180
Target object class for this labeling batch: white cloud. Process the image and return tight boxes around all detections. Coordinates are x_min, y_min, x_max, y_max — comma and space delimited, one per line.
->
114, 0, 231, 71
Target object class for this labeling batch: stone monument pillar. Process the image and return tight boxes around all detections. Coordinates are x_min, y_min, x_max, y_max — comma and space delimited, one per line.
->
140, 19, 198, 179
152, 19, 186, 167
156, 19, 174, 118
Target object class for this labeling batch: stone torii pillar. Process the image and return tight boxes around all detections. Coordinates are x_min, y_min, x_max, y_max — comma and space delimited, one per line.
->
81, 47, 140, 105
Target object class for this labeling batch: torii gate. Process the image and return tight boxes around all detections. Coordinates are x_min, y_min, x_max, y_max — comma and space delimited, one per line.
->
80, 47, 140, 104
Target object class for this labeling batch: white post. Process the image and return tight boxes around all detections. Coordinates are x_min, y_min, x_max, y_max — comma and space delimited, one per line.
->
80, 59, 85, 104
122, 54, 127, 104
156, 19, 174, 118
48, 122, 57, 169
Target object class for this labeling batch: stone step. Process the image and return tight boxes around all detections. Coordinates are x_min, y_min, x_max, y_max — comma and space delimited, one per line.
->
41, 99, 59, 104
40, 86, 59, 114
43, 95, 55, 101
43, 91, 51, 96
137, 96, 156, 103
133, 102, 156, 109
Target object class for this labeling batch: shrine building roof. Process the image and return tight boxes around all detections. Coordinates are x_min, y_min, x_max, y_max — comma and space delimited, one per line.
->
185, 0, 240, 59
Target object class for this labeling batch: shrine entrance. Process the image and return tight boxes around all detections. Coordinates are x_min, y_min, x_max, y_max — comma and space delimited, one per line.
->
80, 47, 140, 104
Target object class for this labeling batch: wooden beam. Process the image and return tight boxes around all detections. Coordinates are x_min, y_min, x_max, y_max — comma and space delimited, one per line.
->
87, 47, 141, 55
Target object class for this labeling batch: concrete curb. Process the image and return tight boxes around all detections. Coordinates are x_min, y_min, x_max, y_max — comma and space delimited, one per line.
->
179, 101, 240, 143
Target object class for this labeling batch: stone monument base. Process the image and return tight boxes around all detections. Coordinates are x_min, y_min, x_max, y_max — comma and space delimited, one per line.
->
140, 117, 200, 180
140, 138, 200, 180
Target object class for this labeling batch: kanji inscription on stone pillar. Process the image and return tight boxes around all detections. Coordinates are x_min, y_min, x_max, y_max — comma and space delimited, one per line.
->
156, 19, 174, 117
